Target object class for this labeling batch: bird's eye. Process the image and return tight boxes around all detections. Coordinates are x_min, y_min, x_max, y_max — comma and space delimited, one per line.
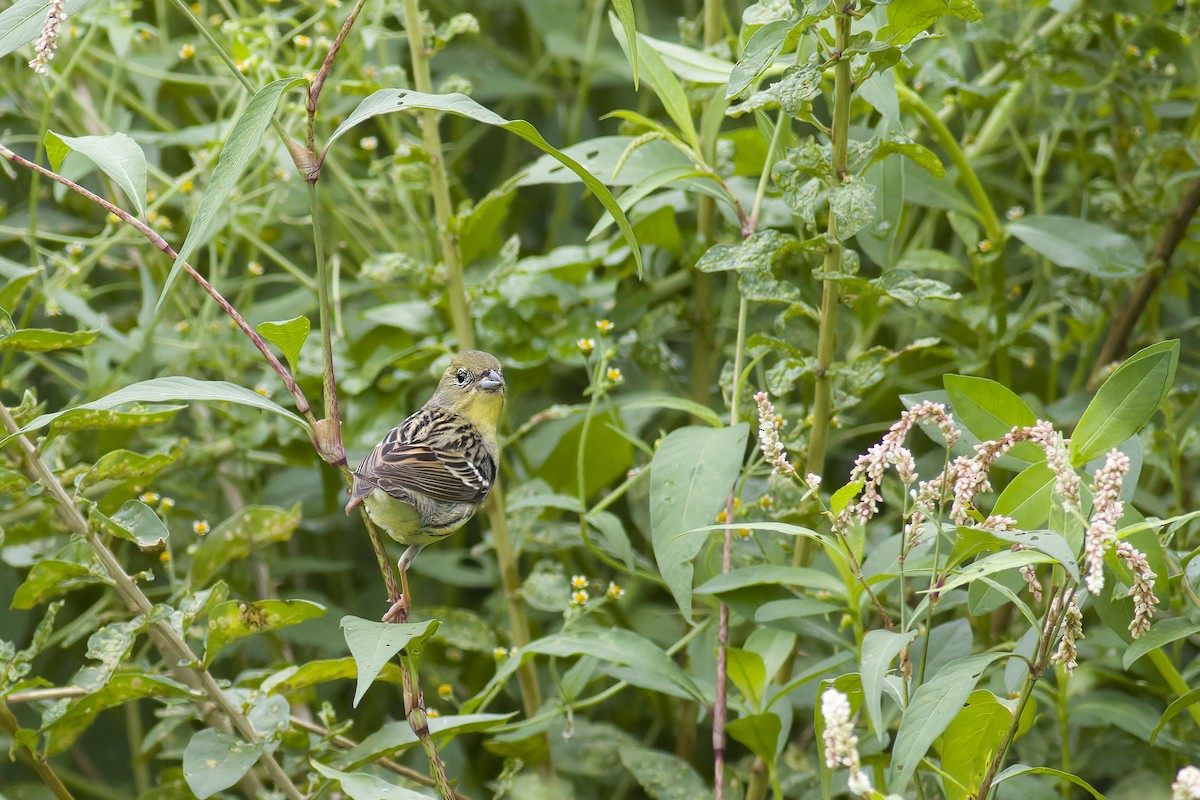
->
456, 369, 469, 385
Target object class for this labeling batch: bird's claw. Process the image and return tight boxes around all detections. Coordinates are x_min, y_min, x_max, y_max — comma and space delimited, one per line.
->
382, 595, 409, 624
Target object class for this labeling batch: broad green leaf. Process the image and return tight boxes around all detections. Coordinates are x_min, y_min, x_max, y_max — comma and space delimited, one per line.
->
424, 606, 498, 653
1122, 617, 1200, 669
49, 405, 185, 434
727, 18, 795, 99
830, 176, 875, 240
323, 89, 642, 275
726, 712, 782, 763
260, 657, 406, 695
1, 377, 309, 449
608, 13, 699, 152
640, 32, 733, 84
860, 629, 918, 743
830, 480, 863, 516
649, 424, 748, 622
43, 672, 191, 756
936, 690, 1012, 800
1008, 215, 1145, 278
341, 615, 439, 707
880, 0, 956, 44
755, 598, 840, 627
0, 328, 99, 352
158, 78, 307, 312
74, 618, 146, 692
1070, 340, 1179, 466
338, 713, 514, 769
45, 131, 147, 217
0, 464, 30, 493
256, 316, 311, 376
993, 462, 1055, 530
889, 653, 1004, 791
11, 560, 104, 609
620, 748, 712, 800
993, 765, 1107, 799
79, 444, 184, 489
935, 549, 1057, 595
0, 0, 93, 58
727, 648, 766, 712
695, 565, 844, 597
188, 505, 302, 586
1151, 686, 1200, 745
100, 500, 170, 549
982, 527, 1080, 584
204, 599, 326, 667
618, 392, 722, 427
695, 229, 802, 273
943, 374, 1040, 461
0, 307, 13, 343
182, 729, 264, 799
310, 761, 428, 800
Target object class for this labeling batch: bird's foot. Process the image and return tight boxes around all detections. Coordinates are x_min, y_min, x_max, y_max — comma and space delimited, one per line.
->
381, 595, 409, 624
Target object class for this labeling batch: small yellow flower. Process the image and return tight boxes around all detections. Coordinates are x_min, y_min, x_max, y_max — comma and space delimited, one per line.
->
363, 65, 379, 80
317, 36, 333, 50
254, 384, 270, 397
159, 497, 175, 511
758, 495, 773, 509
978, 239, 994, 253
509, 646, 518, 656
189, 2, 201, 12
492, 647, 507, 659
293, 34, 311, 48
316, 21, 331, 33
175, 321, 189, 332
360, 136, 378, 151
159, 550, 171, 563
437, 684, 452, 698
716, 510, 727, 524
606, 367, 622, 383
577, 338, 595, 355
570, 589, 589, 606
107, 212, 121, 224
596, 319, 614, 335
1125, 44, 1140, 57
570, 574, 587, 589
66, 242, 84, 256
139, 492, 160, 504
193, 520, 210, 535
181, 180, 194, 193
304, 71, 317, 83
606, 582, 624, 600
139, 29, 152, 41
426, 708, 439, 718
248, 261, 264, 275
737, 527, 751, 539
274, 167, 290, 180
1006, 205, 1024, 220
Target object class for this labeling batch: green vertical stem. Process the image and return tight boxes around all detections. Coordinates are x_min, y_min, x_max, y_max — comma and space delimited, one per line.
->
402, 653, 454, 799
796, 8, 852, 569
402, 0, 471, 347
402, 0, 544, 742
0, 698, 75, 800
307, 182, 346, 466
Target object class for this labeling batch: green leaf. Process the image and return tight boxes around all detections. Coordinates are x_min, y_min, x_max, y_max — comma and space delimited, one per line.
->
695, 229, 802, 273
49, 405, 185, 434
889, 653, 1004, 792
727, 712, 782, 763
0, 377, 309, 450
1151, 686, 1200, 745
639, 33, 734, 84
830, 176, 876, 240
1007, 215, 1146, 278
1122, 617, 1200, 670
727, 648, 766, 712
43, 672, 191, 756
830, 480, 863, 516
341, 615, 439, 707
880, 0, 954, 45
256, 316, 311, 376
649, 424, 748, 622
79, 444, 184, 489
943, 374, 1039, 461
608, 13, 699, 153
188, 505, 302, 586
338, 713, 514, 769
104, 500, 170, 549
860, 629, 918, 743
727, 18, 795, 99
0, 0, 93, 58
0, 307, 14, 343
310, 761, 429, 800
620, 748, 712, 800
993, 765, 1107, 799
45, 131, 147, 217
204, 599, 326, 667
618, 392, 723, 427
935, 549, 1057, 595
609, 0, 638, 88
11, 560, 104, 609
1070, 340, 1178, 466
0, 464, 30, 493
182, 729, 265, 799
158, 78, 307, 312
695, 565, 843, 597
260, 657, 408, 695
937, 690, 1012, 800
0, 328, 99, 352
993, 462, 1055, 530
324, 89, 642, 275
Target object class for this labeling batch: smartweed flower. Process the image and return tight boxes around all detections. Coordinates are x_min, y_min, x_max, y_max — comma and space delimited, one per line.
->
1115, 540, 1158, 638
1083, 449, 1130, 595
1050, 593, 1083, 673
821, 688, 872, 797
753, 392, 794, 476
28, 0, 67, 74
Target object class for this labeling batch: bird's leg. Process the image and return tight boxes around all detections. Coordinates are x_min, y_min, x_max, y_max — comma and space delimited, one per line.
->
382, 545, 422, 624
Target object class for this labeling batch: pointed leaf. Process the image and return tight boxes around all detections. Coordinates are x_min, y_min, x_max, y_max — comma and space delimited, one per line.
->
182, 729, 264, 799
46, 131, 147, 217
256, 316, 311, 376
1008, 215, 1145, 278
341, 615, 439, 707
310, 761, 429, 800
188, 505, 302, 585
620, 748, 712, 800
649, 424, 749, 621
204, 599, 326, 667
727, 648, 766, 712
727, 712, 782, 763
860, 629, 918, 743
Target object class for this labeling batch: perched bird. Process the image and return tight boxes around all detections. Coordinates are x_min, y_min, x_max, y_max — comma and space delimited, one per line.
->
346, 350, 505, 623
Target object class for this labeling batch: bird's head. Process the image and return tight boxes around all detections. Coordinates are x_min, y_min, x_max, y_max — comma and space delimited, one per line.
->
430, 350, 506, 434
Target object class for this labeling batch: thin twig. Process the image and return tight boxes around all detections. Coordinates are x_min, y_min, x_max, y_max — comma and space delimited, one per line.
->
0, 698, 75, 800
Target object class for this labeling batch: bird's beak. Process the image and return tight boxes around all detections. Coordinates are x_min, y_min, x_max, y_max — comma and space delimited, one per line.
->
479, 369, 505, 391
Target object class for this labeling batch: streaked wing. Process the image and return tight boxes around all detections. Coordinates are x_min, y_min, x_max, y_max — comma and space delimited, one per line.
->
354, 406, 495, 505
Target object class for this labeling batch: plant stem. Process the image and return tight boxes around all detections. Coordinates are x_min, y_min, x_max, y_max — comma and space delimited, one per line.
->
0, 404, 305, 800
402, 0, 471, 347
401, 653, 454, 800
307, 181, 348, 467
797, 7, 852, 569
0, 697, 75, 800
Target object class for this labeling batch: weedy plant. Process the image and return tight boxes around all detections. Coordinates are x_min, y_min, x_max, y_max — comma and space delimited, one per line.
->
1, 0, 1198, 799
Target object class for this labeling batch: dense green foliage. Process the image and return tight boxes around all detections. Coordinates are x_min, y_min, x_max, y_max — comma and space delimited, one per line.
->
1, 1, 1198, 799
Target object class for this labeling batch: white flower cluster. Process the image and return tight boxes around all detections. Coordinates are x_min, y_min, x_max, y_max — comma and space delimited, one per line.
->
1173, 766, 1200, 800
1082, 449, 1131, 594
753, 392, 795, 476
821, 688, 873, 797
28, 0, 67, 74
1050, 593, 1084, 673
1115, 540, 1158, 638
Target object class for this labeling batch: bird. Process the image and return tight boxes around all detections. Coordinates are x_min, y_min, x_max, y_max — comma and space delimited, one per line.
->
346, 350, 505, 623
